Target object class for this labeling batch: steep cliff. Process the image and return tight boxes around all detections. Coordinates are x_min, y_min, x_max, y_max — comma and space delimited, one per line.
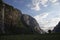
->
21, 14, 43, 34
53, 22, 60, 33
0, 0, 43, 34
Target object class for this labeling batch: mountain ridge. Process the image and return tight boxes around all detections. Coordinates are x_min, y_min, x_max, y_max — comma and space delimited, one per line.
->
0, 0, 44, 34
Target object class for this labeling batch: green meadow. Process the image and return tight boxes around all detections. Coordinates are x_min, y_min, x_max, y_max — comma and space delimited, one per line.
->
0, 33, 60, 40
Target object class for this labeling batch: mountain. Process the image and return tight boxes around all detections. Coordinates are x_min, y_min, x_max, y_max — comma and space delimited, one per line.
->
53, 22, 60, 33
21, 14, 44, 34
0, 0, 44, 34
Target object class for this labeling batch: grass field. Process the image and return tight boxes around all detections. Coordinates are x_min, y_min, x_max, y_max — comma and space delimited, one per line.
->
0, 33, 60, 40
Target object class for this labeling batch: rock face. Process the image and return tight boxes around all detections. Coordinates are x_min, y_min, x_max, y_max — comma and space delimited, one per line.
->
21, 14, 42, 34
0, 1, 43, 34
0, 1, 23, 34
53, 22, 60, 33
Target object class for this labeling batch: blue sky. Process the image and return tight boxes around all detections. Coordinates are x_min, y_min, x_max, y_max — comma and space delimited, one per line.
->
3, 0, 60, 32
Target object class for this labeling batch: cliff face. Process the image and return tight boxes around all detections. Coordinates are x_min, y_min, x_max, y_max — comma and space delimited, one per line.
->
53, 22, 60, 33
0, 1, 43, 34
21, 14, 42, 34
0, 1, 23, 34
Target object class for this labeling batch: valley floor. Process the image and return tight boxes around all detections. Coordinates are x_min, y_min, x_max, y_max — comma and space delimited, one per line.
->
0, 33, 60, 40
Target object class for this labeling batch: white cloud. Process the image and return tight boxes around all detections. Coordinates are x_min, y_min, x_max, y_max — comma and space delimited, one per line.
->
27, 0, 41, 11
43, 5, 48, 7
50, 0, 58, 3
31, 2, 40, 11
34, 13, 49, 27
27, 0, 59, 11
27, 0, 48, 11
27, 0, 44, 11
34, 13, 48, 19
50, 0, 60, 6
40, 0, 48, 6
53, 2, 60, 5
34, 12, 60, 32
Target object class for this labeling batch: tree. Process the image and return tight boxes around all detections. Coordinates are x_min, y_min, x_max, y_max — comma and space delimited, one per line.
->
48, 30, 51, 33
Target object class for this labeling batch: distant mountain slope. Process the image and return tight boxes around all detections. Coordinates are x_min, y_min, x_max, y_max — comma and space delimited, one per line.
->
53, 22, 60, 33
21, 14, 43, 34
0, 0, 44, 34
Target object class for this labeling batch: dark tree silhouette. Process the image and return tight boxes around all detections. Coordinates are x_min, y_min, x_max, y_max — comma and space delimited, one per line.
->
48, 30, 51, 33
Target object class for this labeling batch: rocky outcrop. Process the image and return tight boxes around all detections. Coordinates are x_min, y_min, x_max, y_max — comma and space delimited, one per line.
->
0, 0, 43, 34
21, 14, 42, 34
53, 22, 60, 33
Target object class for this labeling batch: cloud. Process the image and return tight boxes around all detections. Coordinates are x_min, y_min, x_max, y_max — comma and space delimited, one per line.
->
34, 13, 49, 19
27, 0, 48, 11
40, 0, 48, 6
50, 0, 58, 3
27, 0, 41, 11
34, 12, 49, 27
53, 2, 60, 5
50, 0, 60, 6
27, 0, 59, 11
31, 2, 40, 11
34, 11, 60, 32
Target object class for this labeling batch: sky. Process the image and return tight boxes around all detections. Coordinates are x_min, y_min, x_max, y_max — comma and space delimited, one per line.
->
3, 0, 60, 32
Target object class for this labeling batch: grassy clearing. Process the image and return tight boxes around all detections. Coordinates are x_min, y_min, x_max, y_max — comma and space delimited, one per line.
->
0, 34, 60, 40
